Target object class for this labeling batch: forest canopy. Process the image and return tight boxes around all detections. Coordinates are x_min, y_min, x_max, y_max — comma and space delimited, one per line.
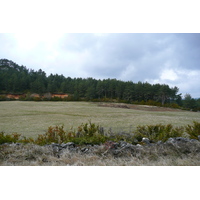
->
0, 59, 199, 110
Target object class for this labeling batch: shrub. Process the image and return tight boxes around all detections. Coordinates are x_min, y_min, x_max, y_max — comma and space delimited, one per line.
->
0, 132, 21, 144
35, 125, 68, 145
80, 121, 99, 137
71, 121, 108, 144
169, 103, 180, 109
33, 122, 108, 145
185, 121, 200, 139
19, 136, 35, 144
134, 124, 184, 143
1, 122, 199, 146
0, 95, 7, 101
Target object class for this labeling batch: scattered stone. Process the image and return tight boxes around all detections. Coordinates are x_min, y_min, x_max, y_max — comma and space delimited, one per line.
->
190, 139, 199, 143
2, 136, 200, 160
52, 146, 60, 153
6, 143, 22, 147
119, 141, 128, 148
61, 142, 75, 149
81, 147, 89, 153
175, 137, 190, 143
51, 143, 60, 147
157, 140, 163, 145
42, 158, 48, 162
165, 138, 176, 144
142, 137, 150, 144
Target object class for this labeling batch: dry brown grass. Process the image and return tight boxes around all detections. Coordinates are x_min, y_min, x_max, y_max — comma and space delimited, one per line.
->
1, 143, 200, 166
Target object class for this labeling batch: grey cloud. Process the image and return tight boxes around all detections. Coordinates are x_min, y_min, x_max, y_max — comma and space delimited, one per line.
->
0, 33, 199, 98
172, 34, 200, 70
81, 34, 176, 80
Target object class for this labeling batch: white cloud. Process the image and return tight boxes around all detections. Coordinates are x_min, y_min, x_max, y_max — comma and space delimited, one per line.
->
160, 69, 178, 81
119, 63, 137, 81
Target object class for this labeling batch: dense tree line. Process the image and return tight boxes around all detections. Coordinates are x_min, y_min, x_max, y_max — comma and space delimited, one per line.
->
0, 59, 199, 110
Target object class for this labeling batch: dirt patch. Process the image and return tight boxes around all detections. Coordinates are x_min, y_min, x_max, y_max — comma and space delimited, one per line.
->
98, 103, 130, 109
98, 103, 183, 112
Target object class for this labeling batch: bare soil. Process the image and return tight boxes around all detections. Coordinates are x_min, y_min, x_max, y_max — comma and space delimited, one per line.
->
98, 102, 183, 112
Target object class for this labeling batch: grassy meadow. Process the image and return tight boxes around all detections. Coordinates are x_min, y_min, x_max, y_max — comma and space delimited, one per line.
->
0, 101, 200, 138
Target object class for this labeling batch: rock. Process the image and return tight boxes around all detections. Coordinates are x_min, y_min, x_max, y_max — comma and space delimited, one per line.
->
81, 147, 89, 153
52, 146, 60, 153
157, 140, 163, 145
51, 143, 60, 147
175, 137, 190, 143
142, 137, 150, 144
165, 138, 176, 144
60, 142, 75, 148
133, 138, 138, 143
198, 136, 200, 141
190, 139, 199, 143
104, 141, 119, 149
119, 141, 128, 148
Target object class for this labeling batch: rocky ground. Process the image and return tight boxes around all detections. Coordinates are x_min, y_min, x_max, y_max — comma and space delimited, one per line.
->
1, 137, 200, 166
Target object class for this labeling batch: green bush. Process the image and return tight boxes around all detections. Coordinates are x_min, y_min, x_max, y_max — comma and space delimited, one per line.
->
0, 132, 21, 144
134, 124, 184, 143
185, 121, 200, 139
19, 136, 35, 144
33, 122, 108, 145
169, 103, 180, 109
70, 121, 108, 144
1, 122, 200, 146
34, 125, 68, 145
0, 95, 7, 101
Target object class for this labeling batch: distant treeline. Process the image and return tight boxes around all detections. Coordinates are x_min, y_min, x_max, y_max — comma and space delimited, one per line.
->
0, 59, 200, 111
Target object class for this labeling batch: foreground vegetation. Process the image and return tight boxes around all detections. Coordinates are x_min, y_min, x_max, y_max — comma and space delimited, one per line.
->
1, 121, 200, 146
1, 100, 200, 165
1, 121, 200, 166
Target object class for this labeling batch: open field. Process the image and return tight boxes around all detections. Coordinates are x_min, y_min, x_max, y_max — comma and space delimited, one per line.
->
0, 101, 200, 138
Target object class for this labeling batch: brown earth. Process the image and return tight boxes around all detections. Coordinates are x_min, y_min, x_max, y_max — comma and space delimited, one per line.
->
98, 103, 183, 112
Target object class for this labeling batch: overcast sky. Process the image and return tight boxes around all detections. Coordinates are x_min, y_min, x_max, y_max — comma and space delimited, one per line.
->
0, 33, 200, 98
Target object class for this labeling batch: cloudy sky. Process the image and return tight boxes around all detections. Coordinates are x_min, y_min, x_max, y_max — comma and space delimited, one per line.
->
1, 33, 200, 98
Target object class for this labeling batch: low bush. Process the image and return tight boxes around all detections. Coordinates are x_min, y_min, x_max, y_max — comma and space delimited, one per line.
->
0, 132, 21, 144
35, 125, 68, 145
34, 121, 108, 145
134, 124, 184, 143
1, 121, 200, 146
0, 95, 7, 101
185, 121, 200, 139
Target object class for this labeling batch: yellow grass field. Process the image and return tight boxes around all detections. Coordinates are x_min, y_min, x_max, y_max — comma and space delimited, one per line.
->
0, 101, 200, 138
